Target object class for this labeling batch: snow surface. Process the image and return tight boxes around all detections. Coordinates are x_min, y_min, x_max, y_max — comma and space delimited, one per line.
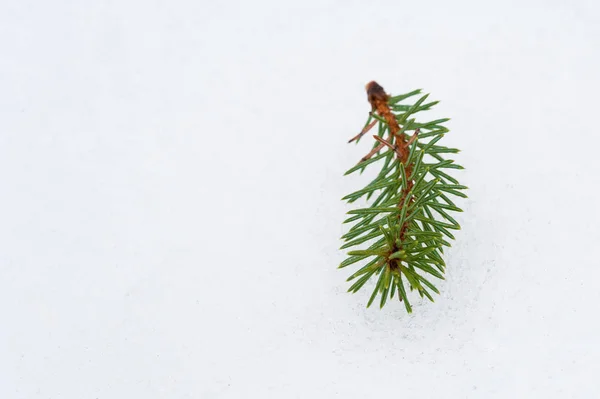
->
1, 0, 599, 397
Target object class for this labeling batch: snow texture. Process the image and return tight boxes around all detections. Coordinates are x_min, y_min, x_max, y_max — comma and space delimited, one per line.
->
1, 0, 599, 397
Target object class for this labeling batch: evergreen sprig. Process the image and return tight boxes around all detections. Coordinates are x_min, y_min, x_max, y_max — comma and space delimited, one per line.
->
340, 81, 466, 312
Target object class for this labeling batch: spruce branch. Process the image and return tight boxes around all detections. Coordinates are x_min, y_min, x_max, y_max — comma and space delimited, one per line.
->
340, 81, 467, 312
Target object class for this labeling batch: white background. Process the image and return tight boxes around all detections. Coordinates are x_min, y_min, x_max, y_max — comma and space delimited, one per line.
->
1, 0, 599, 397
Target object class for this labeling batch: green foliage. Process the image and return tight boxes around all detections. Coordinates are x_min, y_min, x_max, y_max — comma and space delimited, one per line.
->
341, 89, 466, 312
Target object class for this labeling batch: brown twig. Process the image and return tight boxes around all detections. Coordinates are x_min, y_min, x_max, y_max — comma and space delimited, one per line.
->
358, 142, 385, 163
348, 119, 377, 143
372, 135, 402, 158
365, 81, 408, 162
406, 128, 420, 147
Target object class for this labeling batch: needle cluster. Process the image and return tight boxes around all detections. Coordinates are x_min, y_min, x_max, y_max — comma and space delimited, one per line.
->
340, 82, 467, 312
